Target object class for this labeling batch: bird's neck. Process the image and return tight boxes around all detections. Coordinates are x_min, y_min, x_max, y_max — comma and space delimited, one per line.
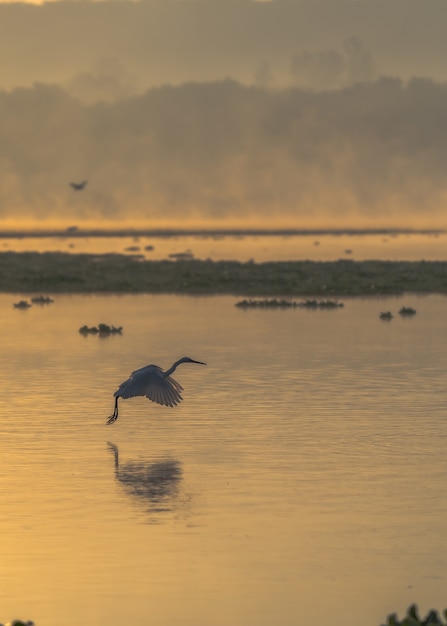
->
164, 358, 187, 377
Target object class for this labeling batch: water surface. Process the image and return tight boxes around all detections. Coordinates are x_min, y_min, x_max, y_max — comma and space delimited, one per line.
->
1, 293, 447, 626
1, 231, 447, 261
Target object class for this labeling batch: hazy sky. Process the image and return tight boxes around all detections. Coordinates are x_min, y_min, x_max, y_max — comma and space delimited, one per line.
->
1, 0, 447, 229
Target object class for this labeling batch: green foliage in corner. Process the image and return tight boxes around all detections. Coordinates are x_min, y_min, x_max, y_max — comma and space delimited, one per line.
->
383, 605, 447, 626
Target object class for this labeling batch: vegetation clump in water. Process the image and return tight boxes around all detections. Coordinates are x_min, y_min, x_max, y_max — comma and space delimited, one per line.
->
31, 295, 54, 304
399, 306, 417, 316
235, 298, 344, 308
236, 298, 298, 308
379, 311, 393, 320
79, 323, 123, 335
382, 604, 447, 626
299, 299, 344, 308
13, 300, 31, 309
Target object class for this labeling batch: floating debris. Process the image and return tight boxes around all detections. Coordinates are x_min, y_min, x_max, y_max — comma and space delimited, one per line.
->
79, 323, 123, 335
399, 306, 417, 316
144, 245, 154, 251
31, 295, 54, 304
379, 311, 393, 320
124, 246, 140, 252
13, 300, 31, 309
235, 298, 344, 309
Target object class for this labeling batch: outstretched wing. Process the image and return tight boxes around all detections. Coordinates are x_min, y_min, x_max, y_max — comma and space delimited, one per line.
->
145, 375, 183, 407
70, 180, 87, 190
114, 365, 184, 407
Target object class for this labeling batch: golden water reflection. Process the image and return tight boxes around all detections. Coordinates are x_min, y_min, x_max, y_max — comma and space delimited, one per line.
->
107, 442, 183, 522
0, 231, 447, 261
0, 294, 447, 626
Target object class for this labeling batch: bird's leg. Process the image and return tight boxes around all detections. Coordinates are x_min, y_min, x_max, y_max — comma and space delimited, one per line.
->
106, 397, 119, 425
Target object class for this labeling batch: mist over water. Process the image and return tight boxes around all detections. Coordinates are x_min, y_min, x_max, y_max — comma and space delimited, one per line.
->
2, 77, 447, 229
2, 1, 447, 230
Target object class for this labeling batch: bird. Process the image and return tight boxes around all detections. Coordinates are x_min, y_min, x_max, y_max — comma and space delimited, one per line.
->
70, 180, 88, 191
107, 356, 206, 424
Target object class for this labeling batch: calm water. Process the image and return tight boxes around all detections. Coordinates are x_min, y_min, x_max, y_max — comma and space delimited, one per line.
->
1, 293, 447, 626
1, 231, 447, 261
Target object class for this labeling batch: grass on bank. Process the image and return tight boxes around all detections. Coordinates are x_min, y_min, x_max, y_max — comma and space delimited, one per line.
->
1, 251, 447, 295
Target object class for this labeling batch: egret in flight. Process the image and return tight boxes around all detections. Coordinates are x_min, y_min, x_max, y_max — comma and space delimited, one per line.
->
107, 356, 206, 424
70, 180, 88, 191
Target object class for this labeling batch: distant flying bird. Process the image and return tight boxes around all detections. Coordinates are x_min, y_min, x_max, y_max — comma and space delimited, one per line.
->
70, 180, 88, 191
107, 356, 206, 424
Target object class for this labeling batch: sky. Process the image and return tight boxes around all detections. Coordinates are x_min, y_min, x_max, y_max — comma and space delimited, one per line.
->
1, 0, 447, 230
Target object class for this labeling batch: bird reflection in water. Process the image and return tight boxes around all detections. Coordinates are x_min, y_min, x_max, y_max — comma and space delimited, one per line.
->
107, 442, 183, 521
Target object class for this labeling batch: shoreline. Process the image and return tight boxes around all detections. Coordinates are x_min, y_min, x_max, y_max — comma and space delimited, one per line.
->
2, 251, 447, 296
0, 227, 444, 239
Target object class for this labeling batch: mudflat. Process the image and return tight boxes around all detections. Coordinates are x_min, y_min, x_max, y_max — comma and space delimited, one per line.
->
1, 251, 447, 295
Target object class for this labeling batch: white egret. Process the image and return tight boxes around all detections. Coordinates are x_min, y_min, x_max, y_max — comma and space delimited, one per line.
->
107, 356, 206, 424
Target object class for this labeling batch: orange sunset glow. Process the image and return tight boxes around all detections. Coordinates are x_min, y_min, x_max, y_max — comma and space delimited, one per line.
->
2, 3, 447, 626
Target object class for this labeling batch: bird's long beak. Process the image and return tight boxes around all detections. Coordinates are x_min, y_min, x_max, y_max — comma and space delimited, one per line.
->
193, 360, 206, 365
